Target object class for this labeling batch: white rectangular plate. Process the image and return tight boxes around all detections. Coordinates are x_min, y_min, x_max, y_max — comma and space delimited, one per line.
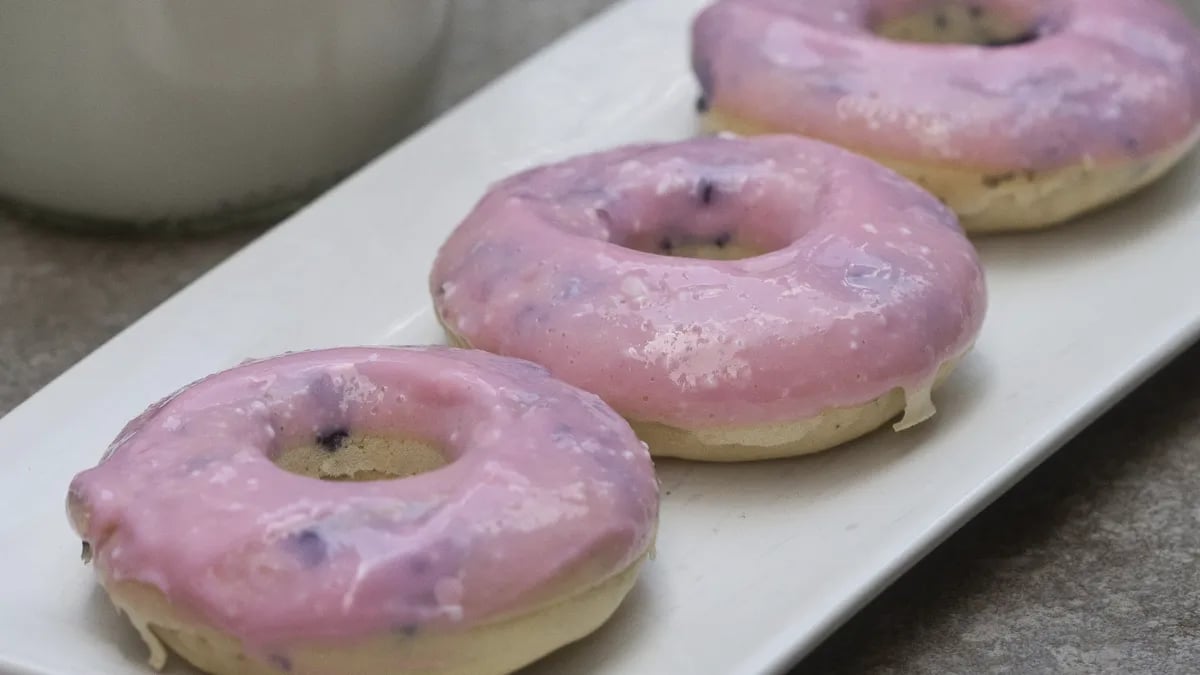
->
3, 1, 1200, 673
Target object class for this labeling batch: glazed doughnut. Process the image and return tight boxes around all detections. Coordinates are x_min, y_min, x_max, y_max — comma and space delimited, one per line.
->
430, 135, 987, 461
67, 347, 658, 675
691, 0, 1200, 232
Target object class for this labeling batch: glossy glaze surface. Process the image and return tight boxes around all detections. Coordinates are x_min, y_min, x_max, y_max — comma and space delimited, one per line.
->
431, 136, 987, 429
692, 0, 1200, 170
67, 347, 658, 655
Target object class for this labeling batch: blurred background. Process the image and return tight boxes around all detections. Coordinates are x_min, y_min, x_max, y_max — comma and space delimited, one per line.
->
0, 0, 617, 411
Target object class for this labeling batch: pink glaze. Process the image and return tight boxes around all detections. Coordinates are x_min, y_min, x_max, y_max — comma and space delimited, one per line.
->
430, 136, 987, 429
68, 347, 658, 655
692, 0, 1200, 169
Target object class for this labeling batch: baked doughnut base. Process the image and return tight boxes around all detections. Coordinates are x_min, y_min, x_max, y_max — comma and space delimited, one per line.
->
703, 110, 1199, 233
630, 358, 960, 461
444, 323, 963, 461
97, 552, 647, 675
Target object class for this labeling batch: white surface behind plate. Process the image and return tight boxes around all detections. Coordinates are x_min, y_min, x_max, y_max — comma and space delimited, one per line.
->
3, 1, 1200, 674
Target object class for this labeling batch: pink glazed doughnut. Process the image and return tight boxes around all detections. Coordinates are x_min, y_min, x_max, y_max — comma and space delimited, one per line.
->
692, 0, 1200, 231
67, 347, 658, 675
430, 136, 987, 461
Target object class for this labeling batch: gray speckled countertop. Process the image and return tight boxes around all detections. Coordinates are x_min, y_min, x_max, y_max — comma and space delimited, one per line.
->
2, 2, 1198, 673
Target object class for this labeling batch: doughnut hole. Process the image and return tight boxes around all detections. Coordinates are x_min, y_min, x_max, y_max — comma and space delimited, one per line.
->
869, 1, 1061, 46
607, 176, 802, 261
622, 233, 766, 261
274, 434, 447, 482
260, 364, 484, 482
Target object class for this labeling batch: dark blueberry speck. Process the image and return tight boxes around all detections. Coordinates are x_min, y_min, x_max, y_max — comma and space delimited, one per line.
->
933, 12, 948, 30
693, 53, 715, 98
698, 179, 716, 205
985, 30, 1039, 47
551, 423, 577, 448
1123, 136, 1140, 152
316, 428, 349, 452
695, 94, 709, 113
714, 232, 732, 248
968, 5, 984, 19
268, 654, 293, 672
289, 529, 328, 568
400, 623, 420, 637
981, 172, 1016, 188
409, 555, 432, 575
659, 237, 674, 253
